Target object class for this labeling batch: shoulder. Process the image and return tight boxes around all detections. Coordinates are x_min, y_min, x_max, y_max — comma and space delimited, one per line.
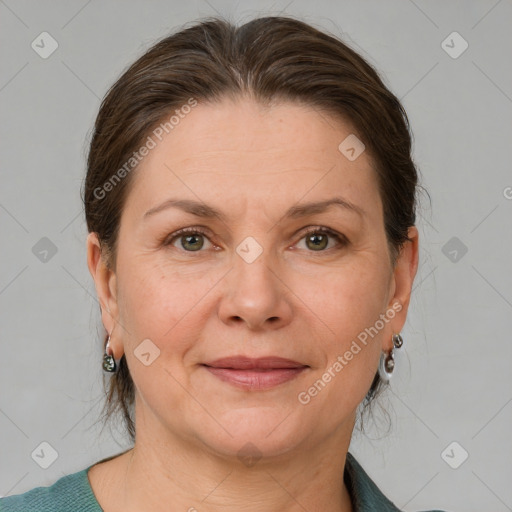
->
0, 466, 102, 512
345, 452, 449, 512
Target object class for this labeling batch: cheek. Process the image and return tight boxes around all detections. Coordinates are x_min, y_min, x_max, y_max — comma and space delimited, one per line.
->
116, 260, 217, 357
116, 267, 203, 413
295, 258, 389, 402
302, 256, 391, 341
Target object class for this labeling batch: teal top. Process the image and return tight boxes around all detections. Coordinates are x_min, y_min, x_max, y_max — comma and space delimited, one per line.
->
0, 452, 446, 511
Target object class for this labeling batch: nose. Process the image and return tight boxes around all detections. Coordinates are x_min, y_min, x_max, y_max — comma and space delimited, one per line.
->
217, 248, 293, 331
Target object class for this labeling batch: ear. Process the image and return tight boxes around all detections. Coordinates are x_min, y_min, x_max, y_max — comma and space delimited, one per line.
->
384, 226, 419, 349
86, 232, 123, 358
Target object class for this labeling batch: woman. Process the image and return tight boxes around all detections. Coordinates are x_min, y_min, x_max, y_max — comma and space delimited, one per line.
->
0, 15, 447, 512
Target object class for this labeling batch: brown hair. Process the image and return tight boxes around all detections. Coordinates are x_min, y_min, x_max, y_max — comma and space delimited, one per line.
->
83, 15, 421, 443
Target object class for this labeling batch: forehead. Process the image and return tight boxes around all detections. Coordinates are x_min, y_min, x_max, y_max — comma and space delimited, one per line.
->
124, 97, 381, 223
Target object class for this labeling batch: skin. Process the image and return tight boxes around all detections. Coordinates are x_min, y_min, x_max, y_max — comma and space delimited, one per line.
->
87, 97, 419, 512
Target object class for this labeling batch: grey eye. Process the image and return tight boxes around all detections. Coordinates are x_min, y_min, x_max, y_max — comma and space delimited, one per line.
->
305, 232, 329, 251
179, 233, 205, 251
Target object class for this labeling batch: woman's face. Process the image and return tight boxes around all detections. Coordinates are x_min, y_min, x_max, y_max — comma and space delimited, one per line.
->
88, 97, 418, 459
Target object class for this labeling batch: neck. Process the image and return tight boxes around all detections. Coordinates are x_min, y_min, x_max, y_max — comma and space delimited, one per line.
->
112, 414, 355, 512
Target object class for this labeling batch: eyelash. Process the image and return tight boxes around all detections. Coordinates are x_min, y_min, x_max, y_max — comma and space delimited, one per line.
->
163, 226, 348, 253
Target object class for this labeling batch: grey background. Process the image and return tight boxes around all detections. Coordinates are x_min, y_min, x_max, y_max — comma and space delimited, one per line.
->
1, 1, 511, 511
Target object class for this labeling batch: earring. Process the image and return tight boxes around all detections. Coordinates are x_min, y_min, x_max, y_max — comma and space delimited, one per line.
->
378, 333, 403, 382
102, 332, 117, 373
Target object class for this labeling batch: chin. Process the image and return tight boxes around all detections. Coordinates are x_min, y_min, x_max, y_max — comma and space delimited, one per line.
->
190, 407, 310, 462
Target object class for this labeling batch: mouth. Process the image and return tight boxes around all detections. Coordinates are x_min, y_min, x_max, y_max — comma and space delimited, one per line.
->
201, 356, 309, 390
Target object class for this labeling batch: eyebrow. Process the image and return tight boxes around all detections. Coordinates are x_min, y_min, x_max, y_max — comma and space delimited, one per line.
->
143, 197, 365, 222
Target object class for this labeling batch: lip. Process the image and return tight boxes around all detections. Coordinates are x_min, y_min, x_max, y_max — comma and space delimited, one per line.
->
202, 356, 309, 391
203, 356, 307, 370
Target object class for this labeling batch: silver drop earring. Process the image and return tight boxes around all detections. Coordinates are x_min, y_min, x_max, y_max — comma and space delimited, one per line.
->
102, 332, 117, 373
378, 333, 403, 382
